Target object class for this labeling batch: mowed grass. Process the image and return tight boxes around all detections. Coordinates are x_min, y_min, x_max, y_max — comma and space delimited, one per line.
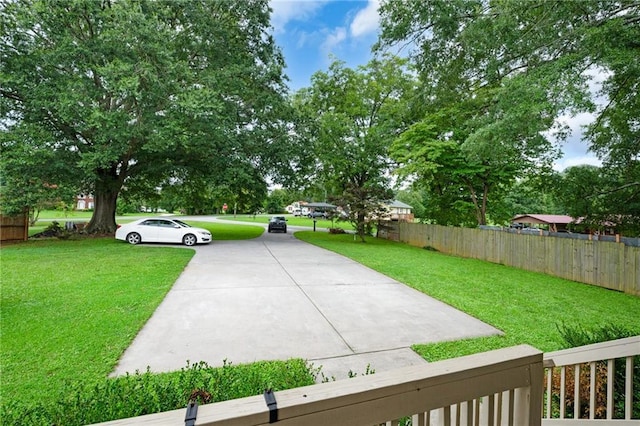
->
2, 220, 264, 407
295, 231, 640, 361
187, 221, 264, 240
0, 238, 195, 405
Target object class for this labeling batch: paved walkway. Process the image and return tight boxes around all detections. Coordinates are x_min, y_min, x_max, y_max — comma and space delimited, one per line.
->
112, 221, 500, 379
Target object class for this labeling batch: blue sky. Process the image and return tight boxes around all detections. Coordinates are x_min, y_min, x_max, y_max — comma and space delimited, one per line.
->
269, 0, 600, 171
270, 0, 379, 91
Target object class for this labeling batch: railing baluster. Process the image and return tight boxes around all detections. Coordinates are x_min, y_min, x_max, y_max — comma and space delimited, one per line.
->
455, 402, 461, 426
496, 392, 503, 425
487, 394, 495, 425
545, 368, 552, 419
574, 364, 580, 419
507, 389, 515, 426
589, 361, 596, 419
474, 398, 480, 426
607, 358, 614, 419
465, 400, 473, 426
625, 355, 633, 420
560, 366, 566, 418
444, 405, 451, 426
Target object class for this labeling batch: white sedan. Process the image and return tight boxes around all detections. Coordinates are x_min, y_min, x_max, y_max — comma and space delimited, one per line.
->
115, 218, 212, 246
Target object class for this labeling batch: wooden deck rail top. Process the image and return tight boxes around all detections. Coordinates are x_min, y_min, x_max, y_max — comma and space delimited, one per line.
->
95, 345, 543, 426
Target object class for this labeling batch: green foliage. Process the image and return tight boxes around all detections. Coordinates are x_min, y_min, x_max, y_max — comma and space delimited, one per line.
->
266, 189, 287, 213
1, 239, 194, 406
1, 359, 315, 425
295, 56, 417, 240
377, 0, 639, 227
553, 165, 640, 236
555, 323, 640, 419
1, 0, 293, 233
556, 323, 637, 349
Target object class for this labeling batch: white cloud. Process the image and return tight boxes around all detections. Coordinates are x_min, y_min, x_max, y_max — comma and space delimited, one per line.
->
269, 0, 327, 33
350, 0, 380, 37
321, 26, 347, 53
554, 155, 602, 172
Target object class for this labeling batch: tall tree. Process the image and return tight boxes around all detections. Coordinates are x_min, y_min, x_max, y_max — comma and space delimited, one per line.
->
377, 0, 639, 228
1, 0, 292, 233
554, 165, 640, 236
295, 56, 416, 240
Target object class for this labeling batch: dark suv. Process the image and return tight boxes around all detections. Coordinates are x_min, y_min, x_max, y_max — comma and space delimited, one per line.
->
267, 216, 287, 233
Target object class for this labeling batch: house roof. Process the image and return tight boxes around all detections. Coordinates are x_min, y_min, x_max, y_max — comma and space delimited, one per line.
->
512, 214, 574, 224
388, 200, 413, 209
305, 202, 337, 209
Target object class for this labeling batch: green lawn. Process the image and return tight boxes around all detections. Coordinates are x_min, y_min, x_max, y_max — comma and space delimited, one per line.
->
1, 220, 264, 408
294, 231, 640, 361
4, 224, 638, 414
1, 239, 194, 405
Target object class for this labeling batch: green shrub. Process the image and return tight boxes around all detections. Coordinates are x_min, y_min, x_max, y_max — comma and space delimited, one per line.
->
554, 323, 640, 419
1, 359, 316, 426
556, 322, 637, 348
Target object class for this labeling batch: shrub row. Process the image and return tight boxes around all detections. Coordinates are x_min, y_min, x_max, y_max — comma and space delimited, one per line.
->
1, 359, 316, 425
550, 324, 640, 419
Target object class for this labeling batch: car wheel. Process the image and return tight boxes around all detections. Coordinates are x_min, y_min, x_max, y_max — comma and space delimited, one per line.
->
268, 227, 272, 233
126, 232, 141, 245
284, 227, 287, 233
183, 234, 197, 246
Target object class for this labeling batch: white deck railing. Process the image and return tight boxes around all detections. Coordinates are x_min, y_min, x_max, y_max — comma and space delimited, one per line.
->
542, 336, 639, 425
95, 345, 543, 426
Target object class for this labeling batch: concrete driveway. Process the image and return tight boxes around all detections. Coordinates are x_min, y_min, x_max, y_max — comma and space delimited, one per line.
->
112, 221, 499, 379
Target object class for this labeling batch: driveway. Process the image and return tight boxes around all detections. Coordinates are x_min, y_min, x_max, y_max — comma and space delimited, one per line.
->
112, 220, 500, 379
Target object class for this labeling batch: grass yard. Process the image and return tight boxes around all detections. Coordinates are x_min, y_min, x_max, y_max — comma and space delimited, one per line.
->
3, 220, 266, 404
0, 239, 195, 405
187, 221, 263, 240
295, 231, 640, 361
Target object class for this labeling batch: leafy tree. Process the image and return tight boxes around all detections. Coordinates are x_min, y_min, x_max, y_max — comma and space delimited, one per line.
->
554, 165, 640, 236
295, 56, 416, 240
265, 189, 290, 214
0, 126, 81, 224
498, 177, 564, 224
1, 0, 293, 233
377, 0, 639, 228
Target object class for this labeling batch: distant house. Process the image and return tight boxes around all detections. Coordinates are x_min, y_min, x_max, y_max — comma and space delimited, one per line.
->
385, 200, 414, 222
511, 214, 574, 233
76, 194, 94, 210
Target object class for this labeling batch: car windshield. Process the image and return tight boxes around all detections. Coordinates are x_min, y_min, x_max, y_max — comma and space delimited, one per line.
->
172, 219, 191, 228
272, 217, 285, 221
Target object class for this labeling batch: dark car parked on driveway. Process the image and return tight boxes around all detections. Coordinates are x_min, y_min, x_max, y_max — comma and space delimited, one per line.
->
267, 216, 287, 233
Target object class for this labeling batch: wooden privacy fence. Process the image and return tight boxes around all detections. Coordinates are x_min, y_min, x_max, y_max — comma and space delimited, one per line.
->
390, 222, 639, 296
0, 213, 28, 242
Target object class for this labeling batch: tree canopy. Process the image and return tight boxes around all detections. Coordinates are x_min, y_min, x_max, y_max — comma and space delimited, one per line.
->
1, 0, 295, 231
377, 0, 639, 229
294, 56, 416, 240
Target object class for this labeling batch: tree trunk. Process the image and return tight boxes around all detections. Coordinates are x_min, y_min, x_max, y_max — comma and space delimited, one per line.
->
357, 211, 367, 242
86, 170, 122, 234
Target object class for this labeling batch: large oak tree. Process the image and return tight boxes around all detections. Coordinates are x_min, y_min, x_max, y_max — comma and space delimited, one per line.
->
1, 0, 293, 232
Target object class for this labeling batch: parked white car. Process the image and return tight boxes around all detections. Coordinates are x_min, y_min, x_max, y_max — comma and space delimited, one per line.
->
115, 218, 212, 246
